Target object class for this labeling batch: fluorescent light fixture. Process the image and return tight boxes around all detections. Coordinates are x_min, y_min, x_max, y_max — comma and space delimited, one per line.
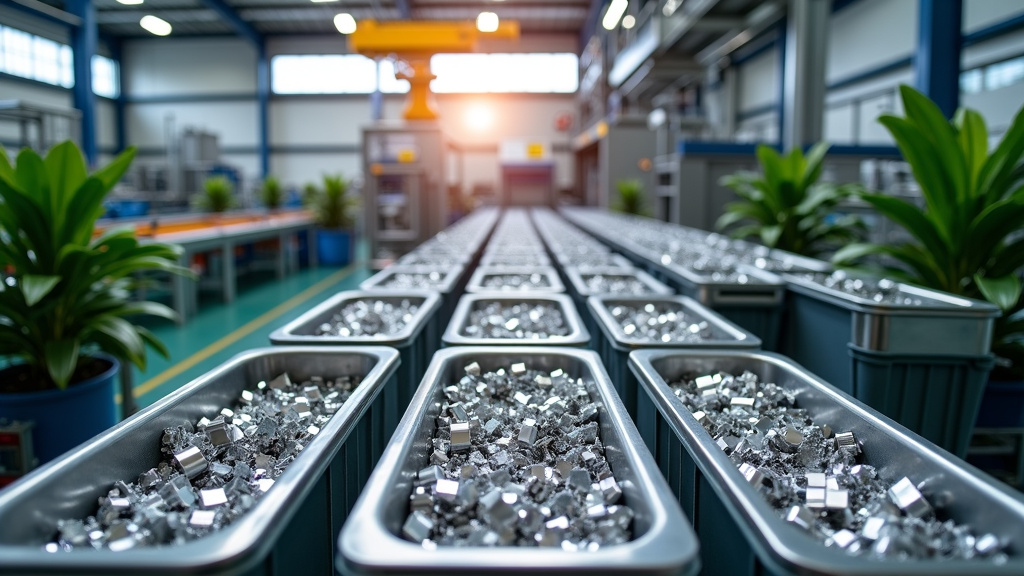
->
622, 14, 636, 29
477, 11, 499, 32
140, 15, 171, 36
117, 0, 143, 5
602, 0, 628, 30
334, 13, 356, 34
311, 0, 338, 3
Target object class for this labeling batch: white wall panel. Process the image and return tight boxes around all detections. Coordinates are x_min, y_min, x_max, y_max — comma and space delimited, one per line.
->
123, 38, 256, 96
269, 152, 362, 189
964, 0, 1024, 33
96, 99, 118, 148
270, 98, 371, 145
126, 101, 258, 147
737, 48, 779, 113
827, 0, 917, 83
963, 83, 1024, 137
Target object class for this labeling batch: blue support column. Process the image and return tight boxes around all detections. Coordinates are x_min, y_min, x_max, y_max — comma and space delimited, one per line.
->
66, 0, 97, 165
257, 42, 270, 178
915, 0, 962, 118
776, 20, 786, 146
108, 36, 127, 154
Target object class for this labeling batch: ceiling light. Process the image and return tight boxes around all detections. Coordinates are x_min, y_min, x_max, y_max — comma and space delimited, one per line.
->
476, 11, 499, 33
622, 14, 636, 29
117, 0, 143, 5
140, 15, 171, 36
334, 13, 356, 34
602, 0, 628, 30
311, 0, 338, 3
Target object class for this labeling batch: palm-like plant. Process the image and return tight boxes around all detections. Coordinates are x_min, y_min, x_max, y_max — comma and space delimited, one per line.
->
717, 143, 865, 258
313, 174, 358, 230
0, 142, 189, 390
260, 175, 283, 211
613, 179, 648, 216
197, 175, 235, 213
833, 85, 1024, 377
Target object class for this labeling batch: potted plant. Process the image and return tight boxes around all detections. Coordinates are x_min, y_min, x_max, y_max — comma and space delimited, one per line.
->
312, 174, 359, 266
0, 141, 188, 465
612, 179, 649, 216
260, 174, 284, 212
833, 84, 1024, 425
717, 142, 866, 258
196, 174, 235, 215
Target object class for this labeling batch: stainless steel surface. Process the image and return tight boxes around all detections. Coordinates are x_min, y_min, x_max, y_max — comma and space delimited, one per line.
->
783, 273, 1000, 355
443, 293, 591, 347
663, 264, 785, 306
338, 347, 699, 575
587, 295, 760, 350
360, 265, 464, 295
465, 266, 567, 294
270, 290, 441, 346
0, 347, 399, 575
556, 252, 634, 270
564, 267, 673, 298
479, 252, 553, 267
629, 349, 1024, 576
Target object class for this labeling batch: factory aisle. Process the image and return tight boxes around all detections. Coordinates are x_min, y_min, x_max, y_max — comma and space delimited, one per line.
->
128, 263, 374, 409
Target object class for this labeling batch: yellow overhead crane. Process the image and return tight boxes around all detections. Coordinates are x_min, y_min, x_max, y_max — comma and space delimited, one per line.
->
349, 19, 520, 120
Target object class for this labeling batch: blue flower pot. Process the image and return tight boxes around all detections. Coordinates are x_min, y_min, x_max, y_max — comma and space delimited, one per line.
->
316, 228, 354, 266
0, 354, 119, 466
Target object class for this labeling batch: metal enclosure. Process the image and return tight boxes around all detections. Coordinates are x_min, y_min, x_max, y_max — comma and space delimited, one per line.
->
362, 121, 448, 267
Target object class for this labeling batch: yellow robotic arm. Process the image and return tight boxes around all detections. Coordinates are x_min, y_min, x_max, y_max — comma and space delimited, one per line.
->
349, 19, 520, 120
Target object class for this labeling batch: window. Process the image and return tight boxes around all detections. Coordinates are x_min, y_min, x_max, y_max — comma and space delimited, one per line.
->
961, 54, 1024, 95
271, 54, 410, 94
270, 52, 579, 94
0, 24, 120, 97
430, 53, 579, 93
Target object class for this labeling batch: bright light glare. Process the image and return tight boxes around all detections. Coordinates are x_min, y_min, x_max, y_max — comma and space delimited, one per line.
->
431, 53, 578, 93
310, 0, 338, 3
622, 15, 636, 29
140, 15, 171, 36
117, 0, 143, 5
465, 104, 493, 131
476, 11, 499, 33
602, 0, 628, 30
334, 13, 356, 34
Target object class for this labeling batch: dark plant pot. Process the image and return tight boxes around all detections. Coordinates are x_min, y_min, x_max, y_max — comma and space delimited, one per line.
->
0, 354, 119, 466
975, 379, 1024, 428
316, 228, 353, 266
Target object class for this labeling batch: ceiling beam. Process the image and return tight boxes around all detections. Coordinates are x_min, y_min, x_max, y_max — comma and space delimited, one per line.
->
198, 0, 263, 45
1, 0, 81, 27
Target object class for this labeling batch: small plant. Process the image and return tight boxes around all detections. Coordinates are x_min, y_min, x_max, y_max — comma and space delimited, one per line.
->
301, 182, 319, 207
833, 85, 1024, 377
613, 179, 648, 216
260, 175, 283, 210
312, 174, 359, 230
0, 142, 189, 391
196, 175, 235, 213
717, 143, 865, 258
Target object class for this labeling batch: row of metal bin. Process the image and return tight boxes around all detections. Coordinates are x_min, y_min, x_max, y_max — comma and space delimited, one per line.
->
556, 206, 1000, 459
1, 207, 1021, 576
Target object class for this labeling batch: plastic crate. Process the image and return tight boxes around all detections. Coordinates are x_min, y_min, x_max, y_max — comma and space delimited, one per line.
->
630, 349, 1024, 576
0, 347, 399, 576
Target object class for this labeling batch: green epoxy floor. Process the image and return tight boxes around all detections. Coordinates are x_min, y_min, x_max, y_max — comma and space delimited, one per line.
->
130, 264, 374, 409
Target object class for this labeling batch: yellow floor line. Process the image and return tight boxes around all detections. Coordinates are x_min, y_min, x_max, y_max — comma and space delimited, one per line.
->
132, 266, 356, 399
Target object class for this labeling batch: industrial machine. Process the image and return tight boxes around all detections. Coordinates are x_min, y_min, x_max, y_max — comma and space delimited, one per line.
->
350, 20, 518, 267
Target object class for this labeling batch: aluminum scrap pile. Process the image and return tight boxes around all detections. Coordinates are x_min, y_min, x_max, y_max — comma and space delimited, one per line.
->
401, 254, 464, 267
380, 272, 449, 290
581, 274, 654, 295
485, 254, 548, 266
607, 303, 714, 343
314, 298, 419, 337
402, 362, 633, 549
463, 302, 569, 339
47, 372, 360, 552
802, 271, 926, 304
481, 273, 552, 290
668, 371, 1006, 561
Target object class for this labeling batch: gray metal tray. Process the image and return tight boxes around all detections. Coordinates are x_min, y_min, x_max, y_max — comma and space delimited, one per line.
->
337, 346, 699, 576
0, 346, 400, 576
629, 349, 1024, 576
587, 295, 761, 350
397, 252, 472, 267
479, 252, 552, 267
556, 252, 634, 271
442, 293, 591, 347
465, 266, 566, 294
664, 264, 785, 307
782, 273, 1000, 355
360, 265, 463, 295
269, 290, 441, 346
564, 267, 673, 298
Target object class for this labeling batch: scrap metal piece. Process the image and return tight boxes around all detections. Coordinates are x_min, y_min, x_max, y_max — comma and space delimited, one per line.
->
173, 446, 208, 479
834, 431, 861, 456
199, 488, 227, 508
888, 477, 932, 519
402, 511, 433, 542
518, 419, 538, 447
450, 422, 472, 453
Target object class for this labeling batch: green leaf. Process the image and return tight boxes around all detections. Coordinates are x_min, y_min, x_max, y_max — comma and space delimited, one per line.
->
60, 177, 109, 246
760, 225, 782, 248
21, 274, 61, 306
975, 274, 1022, 312
955, 108, 989, 192
800, 142, 831, 192
964, 196, 1024, 272
44, 339, 79, 389
898, 85, 969, 204
977, 102, 1024, 205
14, 147, 51, 219
44, 141, 88, 217
90, 146, 137, 191
91, 316, 145, 367
859, 193, 948, 261
118, 300, 179, 323
756, 145, 785, 197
